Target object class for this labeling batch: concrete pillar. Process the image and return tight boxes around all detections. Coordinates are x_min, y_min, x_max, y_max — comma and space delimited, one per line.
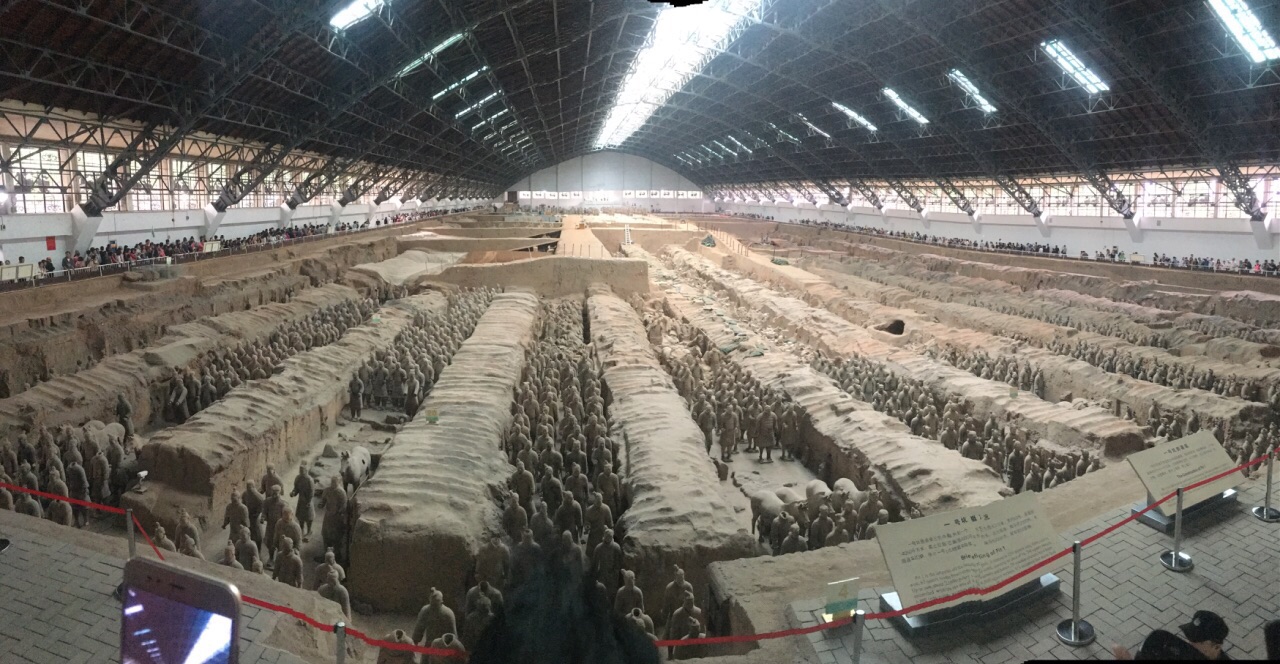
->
1033, 213, 1053, 237
328, 202, 344, 228
278, 202, 295, 228
69, 204, 102, 254
1125, 214, 1145, 243
1248, 212, 1274, 250
201, 203, 226, 239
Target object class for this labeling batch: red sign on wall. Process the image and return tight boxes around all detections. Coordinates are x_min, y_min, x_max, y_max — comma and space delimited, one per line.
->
46, 236, 56, 251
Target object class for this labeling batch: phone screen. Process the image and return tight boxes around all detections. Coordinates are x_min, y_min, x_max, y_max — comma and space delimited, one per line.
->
121, 586, 235, 664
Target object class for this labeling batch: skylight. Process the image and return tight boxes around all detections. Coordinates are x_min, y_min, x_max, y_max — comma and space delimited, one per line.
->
396, 33, 466, 78
1040, 40, 1109, 94
330, 0, 384, 30
432, 67, 489, 101
592, 0, 764, 150
1208, 0, 1280, 62
713, 140, 737, 156
796, 114, 831, 138
727, 135, 753, 153
882, 88, 929, 124
455, 92, 498, 119
946, 69, 997, 113
832, 102, 877, 132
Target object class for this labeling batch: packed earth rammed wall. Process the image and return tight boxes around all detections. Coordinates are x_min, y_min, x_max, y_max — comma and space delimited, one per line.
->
350, 291, 540, 614
129, 291, 449, 533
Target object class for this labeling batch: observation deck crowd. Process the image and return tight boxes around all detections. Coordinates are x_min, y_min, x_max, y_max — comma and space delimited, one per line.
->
723, 212, 1280, 277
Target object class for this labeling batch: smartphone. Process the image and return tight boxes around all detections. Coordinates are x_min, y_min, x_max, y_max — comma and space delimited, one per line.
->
121, 557, 242, 664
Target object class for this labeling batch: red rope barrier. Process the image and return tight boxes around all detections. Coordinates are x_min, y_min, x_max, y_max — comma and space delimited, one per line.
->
0, 451, 1270, 656
0, 481, 126, 514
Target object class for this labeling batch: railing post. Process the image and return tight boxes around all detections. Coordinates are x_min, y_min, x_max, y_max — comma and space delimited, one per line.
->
849, 609, 865, 664
334, 622, 346, 664
1055, 540, 1095, 646
1254, 449, 1280, 522
126, 508, 137, 559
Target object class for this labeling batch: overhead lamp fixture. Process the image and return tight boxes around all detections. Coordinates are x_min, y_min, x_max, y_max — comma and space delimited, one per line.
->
726, 134, 753, 153
831, 101, 877, 131
1040, 39, 1109, 94
432, 67, 490, 101
767, 122, 802, 144
713, 139, 737, 156
455, 92, 498, 119
592, 0, 765, 150
330, 0, 384, 30
882, 88, 929, 124
497, 120, 517, 133
396, 33, 466, 78
946, 69, 997, 113
1208, 0, 1280, 62
796, 113, 831, 138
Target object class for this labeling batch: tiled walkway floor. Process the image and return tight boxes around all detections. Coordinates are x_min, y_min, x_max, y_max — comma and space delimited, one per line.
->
790, 481, 1279, 662
0, 521, 307, 664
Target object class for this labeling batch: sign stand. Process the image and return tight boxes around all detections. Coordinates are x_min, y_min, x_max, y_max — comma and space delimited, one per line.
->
1132, 489, 1237, 533
1159, 488, 1194, 573
877, 573, 1060, 638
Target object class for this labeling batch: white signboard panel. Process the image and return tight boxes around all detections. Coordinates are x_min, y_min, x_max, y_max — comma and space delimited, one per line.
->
661, 190, 675, 199
876, 492, 1061, 613
623, 190, 635, 198
571, 190, 582, 199
518, 190, 532, 199
1127, 431, 1242, 513
649, 189, 660, 198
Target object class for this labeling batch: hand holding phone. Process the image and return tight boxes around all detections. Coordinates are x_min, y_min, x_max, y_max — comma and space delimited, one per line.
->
121, 557, 241, 664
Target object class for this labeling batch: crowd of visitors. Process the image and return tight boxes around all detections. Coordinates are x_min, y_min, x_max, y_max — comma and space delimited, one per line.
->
721, 212, 1280, 277
1, 206, 481, 283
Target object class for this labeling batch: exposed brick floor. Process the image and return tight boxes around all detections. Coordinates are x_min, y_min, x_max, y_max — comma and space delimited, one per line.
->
789, 481, 1279, 662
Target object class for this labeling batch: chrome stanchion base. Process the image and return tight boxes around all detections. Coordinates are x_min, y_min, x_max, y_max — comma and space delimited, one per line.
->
1056, 619, 1096, 647
1252, 506, 1280, 523
1159, 550, 1194, 572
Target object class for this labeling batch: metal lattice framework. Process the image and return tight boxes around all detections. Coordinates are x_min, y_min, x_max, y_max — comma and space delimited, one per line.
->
0, 0, 1278, 217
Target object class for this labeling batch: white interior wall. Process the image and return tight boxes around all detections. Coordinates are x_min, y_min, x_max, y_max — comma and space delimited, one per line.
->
715, 201, 1280, 263
0, 198, 479, 266
506, 150, 713, 213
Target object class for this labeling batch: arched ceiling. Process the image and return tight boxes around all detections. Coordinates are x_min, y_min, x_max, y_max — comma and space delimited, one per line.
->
1, 0, 1277, 216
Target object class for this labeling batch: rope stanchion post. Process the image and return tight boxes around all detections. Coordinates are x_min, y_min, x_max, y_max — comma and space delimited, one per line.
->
1055, 541, 1095, 646
126, 508, 136, 559
1160, 488, 1194, 572
1254, 449, 1280, 523
850, 610, 865, 664
334, 622, 346, 664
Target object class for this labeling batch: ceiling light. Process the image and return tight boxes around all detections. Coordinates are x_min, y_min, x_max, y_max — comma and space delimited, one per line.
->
432, 67, 489, 101
455, 92, 498, 119
796, 113, 831, 138
1040, 39, 1109, 94
713, 139, 737, 156
330, 0, 383, 30
592, 0, 764, 150
727, 135, 753, 153
946, 69, 997, 113
767, 122, 802, 143
882, 88, 929, 124
396, 33, 466, 78
831, 102, 877, 131
1208, 0, 1280, 62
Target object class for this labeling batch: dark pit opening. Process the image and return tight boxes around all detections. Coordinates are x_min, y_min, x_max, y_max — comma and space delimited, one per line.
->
875, 319, 906, 335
